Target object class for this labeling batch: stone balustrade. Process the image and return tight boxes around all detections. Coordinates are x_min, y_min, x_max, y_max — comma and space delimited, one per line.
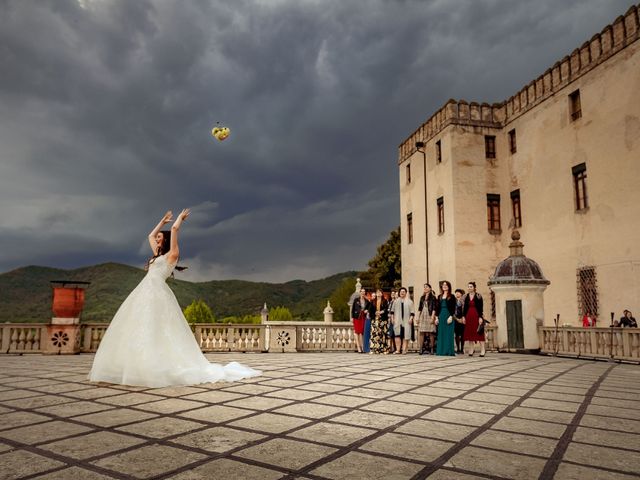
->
539, 326, 640, 362
0, 324, 47, 354
194, 324, 266, 352
0, 321, 500, 355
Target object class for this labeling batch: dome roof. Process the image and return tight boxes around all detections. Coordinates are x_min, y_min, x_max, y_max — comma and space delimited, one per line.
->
488, 231, 550, 286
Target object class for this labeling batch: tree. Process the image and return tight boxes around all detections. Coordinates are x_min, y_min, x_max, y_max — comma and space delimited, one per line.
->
365, 227, 401, 289
328, 276, 358, 322
184, 299, 215, 324
269, 306, 293, 321
219, 315, 261, 324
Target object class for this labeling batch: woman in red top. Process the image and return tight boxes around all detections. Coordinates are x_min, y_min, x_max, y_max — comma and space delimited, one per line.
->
582, 312, 596, 327
462, 282, 486, 357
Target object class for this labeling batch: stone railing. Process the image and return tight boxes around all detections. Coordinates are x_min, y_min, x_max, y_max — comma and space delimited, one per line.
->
0, 324, 47, 354
80, 323, 109, 353
539, 326, 640, 363
0, 321, 499, 354
194, 324, 266, 352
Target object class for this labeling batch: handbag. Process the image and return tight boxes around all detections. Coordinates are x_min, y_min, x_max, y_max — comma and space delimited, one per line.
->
447, 316, 453, 325
477, 319, 485, 335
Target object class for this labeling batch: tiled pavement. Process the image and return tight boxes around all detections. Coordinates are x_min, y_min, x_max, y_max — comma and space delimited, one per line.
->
0, 353, 639, 480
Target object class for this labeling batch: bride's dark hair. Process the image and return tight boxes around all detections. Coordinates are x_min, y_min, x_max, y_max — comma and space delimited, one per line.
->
146, 230, 187, 272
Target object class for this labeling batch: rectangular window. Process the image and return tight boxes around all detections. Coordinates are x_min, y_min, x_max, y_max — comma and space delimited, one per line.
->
437, 197, 444, 234
572, 163, 588, 211
485, 135, 496, 159
577, 267, 598, 318
487, 194, 501, 233
407, 213, 413, 244
436, 140, 442, 164
511, 189, 522, 228
408, 286, 414, 300
406, 163, 411, 184
569, 89, 582, 121
508, 129, 517, 154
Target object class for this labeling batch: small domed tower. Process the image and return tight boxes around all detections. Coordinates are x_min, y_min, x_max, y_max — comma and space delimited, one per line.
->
488, 231, 550, 352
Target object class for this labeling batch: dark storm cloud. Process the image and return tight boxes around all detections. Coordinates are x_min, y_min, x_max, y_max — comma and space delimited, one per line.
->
0, 0, 632, 281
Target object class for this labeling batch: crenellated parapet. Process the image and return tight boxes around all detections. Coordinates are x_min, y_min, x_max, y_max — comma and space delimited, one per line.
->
398, 99, 505, 162
398, 4, 640, 164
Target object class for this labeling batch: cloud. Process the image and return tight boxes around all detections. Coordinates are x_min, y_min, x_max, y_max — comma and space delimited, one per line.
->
0, 0, 631, 280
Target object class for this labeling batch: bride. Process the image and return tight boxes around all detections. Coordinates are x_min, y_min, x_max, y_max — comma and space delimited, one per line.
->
88, 209, 261, 388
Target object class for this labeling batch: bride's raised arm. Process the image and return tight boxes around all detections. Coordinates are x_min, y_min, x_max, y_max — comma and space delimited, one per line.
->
148, 211, 173, 254
167, 209, 190, 264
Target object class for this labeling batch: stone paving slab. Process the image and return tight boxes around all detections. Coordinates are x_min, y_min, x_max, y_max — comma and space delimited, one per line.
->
0, 353, 638, 479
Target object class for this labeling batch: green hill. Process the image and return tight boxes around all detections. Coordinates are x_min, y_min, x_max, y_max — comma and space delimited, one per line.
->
0, 263, 357, 323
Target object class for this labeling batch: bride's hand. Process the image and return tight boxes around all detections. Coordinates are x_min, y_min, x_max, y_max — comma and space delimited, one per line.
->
161, 211, 173, 224
178, 209, 191, 221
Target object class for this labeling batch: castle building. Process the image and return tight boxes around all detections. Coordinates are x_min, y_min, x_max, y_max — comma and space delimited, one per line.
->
397, 5, 640, 325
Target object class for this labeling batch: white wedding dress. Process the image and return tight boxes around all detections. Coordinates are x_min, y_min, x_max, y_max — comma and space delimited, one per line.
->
88, 254, 261, 388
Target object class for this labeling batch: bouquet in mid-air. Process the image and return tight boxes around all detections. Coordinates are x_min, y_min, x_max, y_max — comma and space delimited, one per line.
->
211, 123, 230, 141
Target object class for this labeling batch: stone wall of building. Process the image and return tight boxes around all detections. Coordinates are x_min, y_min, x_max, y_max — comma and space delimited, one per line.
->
397, 5, 640, 324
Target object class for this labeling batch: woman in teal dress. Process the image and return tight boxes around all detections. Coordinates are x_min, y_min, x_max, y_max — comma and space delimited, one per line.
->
435, 280, 457, 356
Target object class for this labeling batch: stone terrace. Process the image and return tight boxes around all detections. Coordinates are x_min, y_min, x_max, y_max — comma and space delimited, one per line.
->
0, 353, 639, 480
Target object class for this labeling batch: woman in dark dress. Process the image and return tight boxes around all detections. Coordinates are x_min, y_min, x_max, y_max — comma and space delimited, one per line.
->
462, 281, 486, 357
454, 289, 466, 354
435, 281, 457, 356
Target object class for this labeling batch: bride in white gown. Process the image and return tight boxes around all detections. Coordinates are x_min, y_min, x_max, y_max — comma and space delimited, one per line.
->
89, 209, 261, 388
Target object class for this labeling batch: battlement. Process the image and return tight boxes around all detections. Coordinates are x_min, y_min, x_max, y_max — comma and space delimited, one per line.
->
398, 4, 640, 163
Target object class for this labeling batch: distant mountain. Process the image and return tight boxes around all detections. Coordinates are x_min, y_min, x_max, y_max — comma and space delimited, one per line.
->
0, 263, 357, 323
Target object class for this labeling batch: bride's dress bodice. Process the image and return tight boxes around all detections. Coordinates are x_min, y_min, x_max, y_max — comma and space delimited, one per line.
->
146, 255, 175, 281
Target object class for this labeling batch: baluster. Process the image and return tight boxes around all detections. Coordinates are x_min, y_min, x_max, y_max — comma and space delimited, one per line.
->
226, 327, 234, 351
10, 329, 18, 351
17, 329, 26, 350
26, 329, 34, 351
33, 328, 41, 350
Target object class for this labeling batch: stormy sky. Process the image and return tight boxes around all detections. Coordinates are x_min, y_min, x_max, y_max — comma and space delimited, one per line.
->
0, 0, 632, 282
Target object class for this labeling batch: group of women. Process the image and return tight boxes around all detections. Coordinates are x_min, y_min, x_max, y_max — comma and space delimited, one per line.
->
351, 281, 487, 357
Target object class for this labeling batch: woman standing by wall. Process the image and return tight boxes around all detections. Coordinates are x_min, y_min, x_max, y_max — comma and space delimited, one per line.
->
454, 288, 466, 354
463, 282, 486, 357
417, 283, 437, 355
370, 289, 390, 354
350, 288, 371, 353
435, 281, 457, 356
390, 287, 415, 354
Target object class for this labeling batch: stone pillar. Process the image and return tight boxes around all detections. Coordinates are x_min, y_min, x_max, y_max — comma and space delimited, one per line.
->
44, 317, 81, 355
268, 323, 297, 353
261, 303, 270, 351
323, 301, 334, 323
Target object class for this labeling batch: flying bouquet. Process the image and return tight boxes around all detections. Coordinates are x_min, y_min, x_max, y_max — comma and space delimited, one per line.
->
211, 124, 230, 141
